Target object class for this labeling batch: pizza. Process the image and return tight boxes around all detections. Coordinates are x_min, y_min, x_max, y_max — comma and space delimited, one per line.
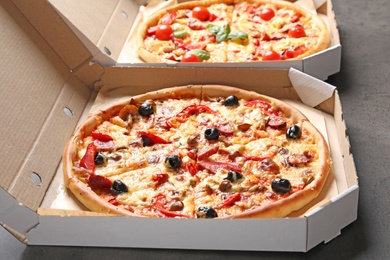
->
63, 85, 331, 219
137, 0, 329, 63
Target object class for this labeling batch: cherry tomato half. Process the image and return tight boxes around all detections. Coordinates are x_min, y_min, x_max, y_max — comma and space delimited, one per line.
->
288, 25, 306, 38
262, 50, 281, 61
259, 8, 275, 21
155, 24, 173, 41
181, 53, 201, 62
192, 6, 210, 21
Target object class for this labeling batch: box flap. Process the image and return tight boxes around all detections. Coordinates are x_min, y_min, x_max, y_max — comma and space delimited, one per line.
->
0, 0, 92, 211
48, 0, 139, 66
11, 0, 92, 72
27, 215, 308, 251
289, 68, 335, 107
0, 188, 39, 243
306, 185, 358, 250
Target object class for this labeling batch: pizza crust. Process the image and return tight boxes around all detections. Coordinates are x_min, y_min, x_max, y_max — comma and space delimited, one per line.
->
63, 85, 331, 219
137, 0, 330, 63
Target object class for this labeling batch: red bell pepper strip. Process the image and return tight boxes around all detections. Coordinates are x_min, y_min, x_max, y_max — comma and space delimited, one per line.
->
244, 100, 281, 116
177, 104, 217, 118
152, 173, 169, 186
108, 197, 119, 206
244, 100, 271, 109
87, 174, 112, 191
91, 131, 113, 142
216, 193, 241, 209
138, 131, 169, 145
160, 12, 177, 25
197, 146, 219, 161
166, 104, 218, 129
152, 194, 167, 205
184, 162, 199, 176
80, 143, 97, 171
197, 161, 241, 174
154, 204, 189, 218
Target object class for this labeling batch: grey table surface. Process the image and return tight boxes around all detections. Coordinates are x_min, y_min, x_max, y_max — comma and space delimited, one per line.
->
1, 0, 389, 259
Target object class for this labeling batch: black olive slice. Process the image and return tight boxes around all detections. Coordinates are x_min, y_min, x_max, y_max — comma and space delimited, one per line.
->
286, 125, 302, 139
224, 170, 243, 182
271, 178, 291, 193
138, 103, 154, 117
197, 206, 218, 218
223, 95, 239, 106
110, 180, 128, 195
165, 154, 182, 169
204, 128, 220, 140
94, 152, 107, 165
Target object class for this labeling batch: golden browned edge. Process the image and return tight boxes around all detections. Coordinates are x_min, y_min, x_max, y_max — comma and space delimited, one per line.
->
136, 0, 330, 63
63, 84, 331, 219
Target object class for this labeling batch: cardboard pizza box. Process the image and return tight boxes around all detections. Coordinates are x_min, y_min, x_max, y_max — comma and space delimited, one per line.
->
45, 0, 339, 80
0, 0, 356, 252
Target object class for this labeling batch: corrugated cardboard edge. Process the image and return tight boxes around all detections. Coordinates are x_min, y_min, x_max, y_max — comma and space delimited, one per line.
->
0, 188, 39, 244
305, 87, 359, 250
48, 0, 138, 66
289, 68, 336, 107
27, 214, 309, 251
304, 0, 341, 79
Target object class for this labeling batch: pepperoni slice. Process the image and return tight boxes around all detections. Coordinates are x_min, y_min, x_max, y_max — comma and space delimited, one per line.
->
287, 152, 313, 166
217, 122, 234, 135
267, 116, 287, 129
259, 158, 280, 174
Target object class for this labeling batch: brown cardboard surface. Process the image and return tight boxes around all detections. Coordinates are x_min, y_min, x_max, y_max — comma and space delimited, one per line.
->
0, 0, 92, 211
11, 0, 93, 72
0, 0, 357, 252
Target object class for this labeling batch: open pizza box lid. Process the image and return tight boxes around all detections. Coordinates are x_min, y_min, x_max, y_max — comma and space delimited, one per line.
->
40, 0, 340, 81
0, 0, 356, 252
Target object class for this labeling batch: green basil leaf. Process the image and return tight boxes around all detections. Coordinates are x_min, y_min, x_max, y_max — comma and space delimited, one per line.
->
206, 24, 222, 35
206, 24, 247, 43
188, 49, 211, 61
225, 24, 231, 35
216, 32, 228, 42
173, 29, 187, 38
228, 30, 249, 40
207, 24, 229, 42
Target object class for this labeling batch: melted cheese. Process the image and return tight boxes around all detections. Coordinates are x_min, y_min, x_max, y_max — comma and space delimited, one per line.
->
75, 95, 326, 218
